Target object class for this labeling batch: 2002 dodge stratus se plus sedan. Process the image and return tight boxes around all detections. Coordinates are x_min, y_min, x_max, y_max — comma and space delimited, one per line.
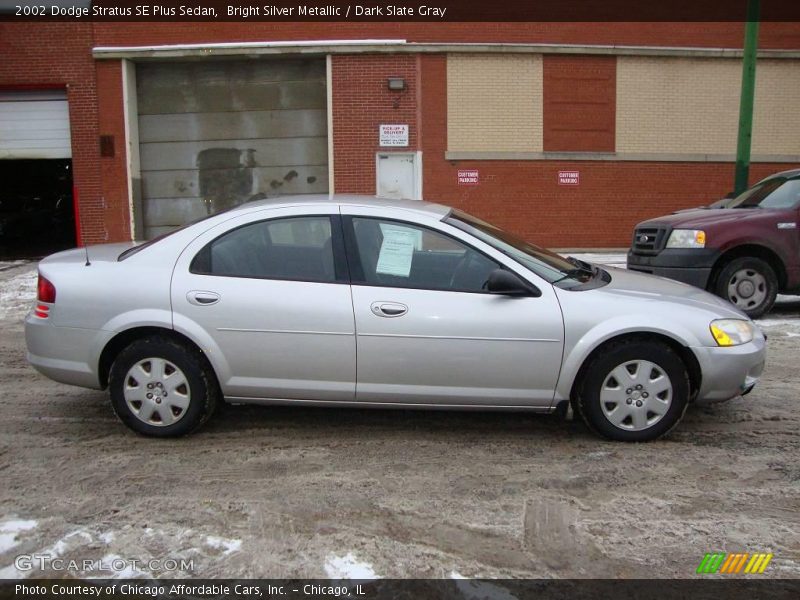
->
26, 195, 766, 441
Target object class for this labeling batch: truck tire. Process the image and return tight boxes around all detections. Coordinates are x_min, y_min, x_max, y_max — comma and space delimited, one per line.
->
714, 257, 777, 319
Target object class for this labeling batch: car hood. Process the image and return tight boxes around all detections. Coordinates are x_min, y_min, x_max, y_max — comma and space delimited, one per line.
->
638, 207, 790, 229
591, 266, 747, 319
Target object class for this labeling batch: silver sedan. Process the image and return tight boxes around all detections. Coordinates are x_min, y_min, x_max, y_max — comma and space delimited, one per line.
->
25, 195, 766, 441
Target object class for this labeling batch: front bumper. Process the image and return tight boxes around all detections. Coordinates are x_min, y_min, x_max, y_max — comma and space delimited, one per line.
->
691, 333, 766, 405
627, 248, 720, 290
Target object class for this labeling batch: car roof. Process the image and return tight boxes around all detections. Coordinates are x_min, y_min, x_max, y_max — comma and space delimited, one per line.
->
758, 168, 800, 183
229, 194, 452, 219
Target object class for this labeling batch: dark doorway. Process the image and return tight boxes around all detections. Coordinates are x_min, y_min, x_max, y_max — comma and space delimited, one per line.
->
0, 159, 76, 259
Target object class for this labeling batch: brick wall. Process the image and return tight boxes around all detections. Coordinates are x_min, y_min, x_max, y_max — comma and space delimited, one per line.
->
421, 55, 797, 248
543, 55, 616, 152
90, 22, 800, 49
0, 22, 104, 245
447, 54, 543, 152
331, 54, 419, 194
95, 60, 131, 241
3, 22, 799, 248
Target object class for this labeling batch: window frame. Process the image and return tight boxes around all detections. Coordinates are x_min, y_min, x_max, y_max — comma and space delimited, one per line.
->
189, 213, 350, 285
341, 214, 504, 295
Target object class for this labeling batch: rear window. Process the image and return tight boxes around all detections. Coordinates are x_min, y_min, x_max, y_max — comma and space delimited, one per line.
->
118, 212, 222, 261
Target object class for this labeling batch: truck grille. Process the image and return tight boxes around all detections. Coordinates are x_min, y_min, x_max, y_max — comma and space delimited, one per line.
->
631, 226, 669, 255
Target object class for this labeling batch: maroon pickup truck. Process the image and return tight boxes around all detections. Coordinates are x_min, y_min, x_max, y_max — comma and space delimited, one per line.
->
627, 168, 800, 318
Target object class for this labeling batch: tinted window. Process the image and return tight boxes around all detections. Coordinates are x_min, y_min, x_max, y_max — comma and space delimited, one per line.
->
725, 177, 800, 209
447, 210, 596, 289
191, 216, 336, 282
350, 217, 499, 292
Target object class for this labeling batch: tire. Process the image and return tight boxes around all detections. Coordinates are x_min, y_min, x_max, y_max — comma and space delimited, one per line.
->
713, 257, 778, 319
575, 340, 690, 442
109, 336, 219, 437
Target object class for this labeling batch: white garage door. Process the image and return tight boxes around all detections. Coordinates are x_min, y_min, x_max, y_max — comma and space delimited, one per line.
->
0, 90, 71, 159
136, 59, 329, 239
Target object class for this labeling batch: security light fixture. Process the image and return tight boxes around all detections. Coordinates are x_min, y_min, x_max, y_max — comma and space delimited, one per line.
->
387, 77, 406, 91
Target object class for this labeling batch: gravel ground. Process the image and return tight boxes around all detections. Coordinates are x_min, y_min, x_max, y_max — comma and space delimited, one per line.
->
0, 258, 798, 580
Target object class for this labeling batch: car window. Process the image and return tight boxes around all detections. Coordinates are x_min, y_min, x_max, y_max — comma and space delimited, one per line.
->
447, 210, 596, 289
725, 177, 800, 209
349, 217, 500, 292
191, 216, 336, 283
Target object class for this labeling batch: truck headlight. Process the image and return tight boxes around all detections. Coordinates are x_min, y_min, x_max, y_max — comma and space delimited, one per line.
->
710, 319, 755, 346
666, 229, 706, 248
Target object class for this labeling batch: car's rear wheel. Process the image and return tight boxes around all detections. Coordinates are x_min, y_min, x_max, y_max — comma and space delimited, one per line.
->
109, 337, 218, 437
714, 257, 777, 319
575, 340, 690, 442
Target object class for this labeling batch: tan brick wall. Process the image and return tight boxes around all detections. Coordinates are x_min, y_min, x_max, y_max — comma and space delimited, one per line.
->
447, 54, 542, 152
617, 56, 800, 156
753, 59, 800, 155
616, 57, 740, 154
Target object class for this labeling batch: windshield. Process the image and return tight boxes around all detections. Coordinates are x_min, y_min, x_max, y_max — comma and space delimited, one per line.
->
446, 210, 597, 288
722, 177, 800, 209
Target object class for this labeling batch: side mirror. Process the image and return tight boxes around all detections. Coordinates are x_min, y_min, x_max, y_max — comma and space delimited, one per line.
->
486, 269, 540, 297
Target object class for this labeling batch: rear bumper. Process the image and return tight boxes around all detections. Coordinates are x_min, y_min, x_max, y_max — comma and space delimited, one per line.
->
627, 248, 719, 290
691, 333, 766, 405
25, 312, 106, 389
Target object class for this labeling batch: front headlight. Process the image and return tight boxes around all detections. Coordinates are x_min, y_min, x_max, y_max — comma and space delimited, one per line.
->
710, 319, 755, 346
666, 229, 706, 248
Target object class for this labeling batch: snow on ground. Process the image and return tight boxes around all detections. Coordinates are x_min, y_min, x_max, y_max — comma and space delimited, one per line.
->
0, 518, 38, 554
0, 263, 37, 321
204, 535, 242, 556
323, 552, 379, 579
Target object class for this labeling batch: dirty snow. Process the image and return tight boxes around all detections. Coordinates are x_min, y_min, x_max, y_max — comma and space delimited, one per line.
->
0, 265, 37, 320
204, 535, 242, 556
324, 553, 378, 579
0, 518, 38, 553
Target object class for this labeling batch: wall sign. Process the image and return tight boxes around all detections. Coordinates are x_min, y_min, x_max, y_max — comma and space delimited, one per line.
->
558, 170, 580, 185
379, 124, 409, 147
457, 169, 479, 185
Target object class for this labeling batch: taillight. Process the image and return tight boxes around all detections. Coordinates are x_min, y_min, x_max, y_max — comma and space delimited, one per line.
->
37, 274, 56, 303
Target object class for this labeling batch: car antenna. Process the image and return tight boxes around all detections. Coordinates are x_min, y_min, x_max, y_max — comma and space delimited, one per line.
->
84, 244, 91, 266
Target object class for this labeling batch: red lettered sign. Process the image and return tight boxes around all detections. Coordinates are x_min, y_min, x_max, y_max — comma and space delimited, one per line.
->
558, 170, 580, 185
458, 169, 479, 185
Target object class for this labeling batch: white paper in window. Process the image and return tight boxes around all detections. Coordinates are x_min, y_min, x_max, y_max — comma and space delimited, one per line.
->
380, 223, 423, 250
376, 229, 416, 277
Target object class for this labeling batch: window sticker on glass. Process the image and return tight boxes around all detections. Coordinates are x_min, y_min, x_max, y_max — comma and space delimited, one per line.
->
376, 228, 417, 277
380, 223, 422, 250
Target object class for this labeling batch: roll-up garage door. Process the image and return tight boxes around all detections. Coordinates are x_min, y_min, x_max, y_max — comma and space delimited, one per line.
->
0, 90, 71, 159
136, 59, 328, 239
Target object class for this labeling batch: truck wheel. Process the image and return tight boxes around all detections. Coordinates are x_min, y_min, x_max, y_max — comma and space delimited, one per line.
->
109, 336, 219, 437
575, 340, 690, 442
714, 257, 777, 319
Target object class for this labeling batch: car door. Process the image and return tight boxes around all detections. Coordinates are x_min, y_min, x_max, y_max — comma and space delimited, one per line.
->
342, 208, 565, 407
170, 205, 356, 401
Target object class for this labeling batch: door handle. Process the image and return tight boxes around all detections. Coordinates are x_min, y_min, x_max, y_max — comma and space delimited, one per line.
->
187, 291, 220, 306
370, 301, 408, 318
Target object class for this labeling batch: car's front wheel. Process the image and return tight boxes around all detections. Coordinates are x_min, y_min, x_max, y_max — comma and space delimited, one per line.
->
109, 336, 219, 437
575, 340, 690, 442
714, 256, 777, 319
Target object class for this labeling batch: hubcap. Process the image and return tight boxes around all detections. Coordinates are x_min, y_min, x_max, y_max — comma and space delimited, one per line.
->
123, 358, 190, 427
600, 360, 672, 431
727, 268, 767, 310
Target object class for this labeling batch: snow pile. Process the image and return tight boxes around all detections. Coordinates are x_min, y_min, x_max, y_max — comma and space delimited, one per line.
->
324, 552, 379, 579
0, 266, 37, 321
